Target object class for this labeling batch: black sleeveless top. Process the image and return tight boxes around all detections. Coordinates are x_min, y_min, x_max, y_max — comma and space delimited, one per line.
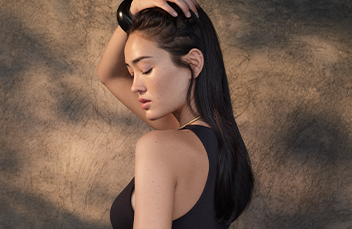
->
110, 125, 228, 229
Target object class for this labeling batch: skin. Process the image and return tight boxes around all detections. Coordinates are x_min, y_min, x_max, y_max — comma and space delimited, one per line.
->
97, 27, 180, 130
133, 127, 209, 228
97, 0, 199, 129
124, 33, 209, 228
125, 32, 202, 124
97, 0, 211, 228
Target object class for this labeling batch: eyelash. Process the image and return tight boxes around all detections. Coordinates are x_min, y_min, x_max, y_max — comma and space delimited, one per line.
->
129, 69, 152, 78
142, 69, 152, 75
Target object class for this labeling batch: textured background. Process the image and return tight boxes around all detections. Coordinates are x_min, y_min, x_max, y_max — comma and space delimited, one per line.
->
1, 0, 351, 228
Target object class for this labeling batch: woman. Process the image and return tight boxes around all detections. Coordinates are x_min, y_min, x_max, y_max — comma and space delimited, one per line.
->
98, 0, 254, 228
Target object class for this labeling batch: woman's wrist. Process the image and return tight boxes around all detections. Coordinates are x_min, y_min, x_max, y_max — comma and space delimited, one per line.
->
129, 1, 137, 16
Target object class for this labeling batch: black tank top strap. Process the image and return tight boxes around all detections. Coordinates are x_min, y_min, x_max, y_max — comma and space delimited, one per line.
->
110, 125, 228, 229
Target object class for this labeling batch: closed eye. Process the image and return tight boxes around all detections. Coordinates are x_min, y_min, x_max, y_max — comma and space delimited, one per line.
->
142, 69, 152, 75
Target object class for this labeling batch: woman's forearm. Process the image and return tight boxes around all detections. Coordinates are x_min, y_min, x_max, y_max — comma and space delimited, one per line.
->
97, 26, 129, 84
97, 25, 179, 130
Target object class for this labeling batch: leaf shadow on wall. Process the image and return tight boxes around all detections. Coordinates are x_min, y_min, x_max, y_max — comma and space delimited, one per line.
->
0, 8, 141, 229
224, 0, 352, 228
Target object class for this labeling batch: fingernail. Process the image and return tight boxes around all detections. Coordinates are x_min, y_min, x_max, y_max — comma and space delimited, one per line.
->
195, 12, 199, 18
186, 12, 191, 18
173, 11, 178, 17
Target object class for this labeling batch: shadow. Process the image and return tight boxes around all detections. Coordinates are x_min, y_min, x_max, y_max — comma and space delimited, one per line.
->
231, 96, 352, 228
234, 0, 352, 50
219, 0, 352, 228
266, 110, 351, 228
0, 16, 73, 89
0, 147, 20, 174
1, 0, 351, 229
0, 7, 144, 129
0, 2, 142, 228
0, 182, 108, 229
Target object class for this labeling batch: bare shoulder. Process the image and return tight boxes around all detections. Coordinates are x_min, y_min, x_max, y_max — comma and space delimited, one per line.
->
136, 129, 199, 156
133, 128, 209, 223
137, 129, 189, 145
135, 129, 203, 173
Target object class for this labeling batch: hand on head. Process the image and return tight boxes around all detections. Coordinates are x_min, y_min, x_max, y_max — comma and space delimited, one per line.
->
130, 0, 199, 18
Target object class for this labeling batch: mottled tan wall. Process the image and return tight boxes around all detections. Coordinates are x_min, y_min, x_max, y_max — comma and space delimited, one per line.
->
1, 0, 351, 228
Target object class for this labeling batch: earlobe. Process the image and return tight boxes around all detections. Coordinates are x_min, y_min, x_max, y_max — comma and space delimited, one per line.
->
184, 48, 204, 78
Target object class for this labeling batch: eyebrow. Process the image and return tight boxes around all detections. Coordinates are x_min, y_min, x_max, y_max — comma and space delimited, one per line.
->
125, 56, 153, 67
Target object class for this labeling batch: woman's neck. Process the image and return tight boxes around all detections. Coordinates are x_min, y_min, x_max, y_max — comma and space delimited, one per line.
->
173, 105, 200, 128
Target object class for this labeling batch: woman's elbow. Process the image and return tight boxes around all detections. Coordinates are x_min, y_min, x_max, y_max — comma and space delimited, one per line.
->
97, 64, 110, 85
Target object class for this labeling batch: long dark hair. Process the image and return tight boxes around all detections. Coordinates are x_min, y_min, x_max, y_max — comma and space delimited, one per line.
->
128, 2, 254, 224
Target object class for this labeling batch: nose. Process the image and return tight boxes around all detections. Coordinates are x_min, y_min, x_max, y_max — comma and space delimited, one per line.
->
131, 75, 146, 94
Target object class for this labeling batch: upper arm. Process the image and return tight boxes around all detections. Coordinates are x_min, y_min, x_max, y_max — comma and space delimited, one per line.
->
133, 132, 178, 229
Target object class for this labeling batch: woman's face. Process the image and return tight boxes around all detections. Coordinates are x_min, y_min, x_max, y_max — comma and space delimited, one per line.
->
124, 32, 192, 121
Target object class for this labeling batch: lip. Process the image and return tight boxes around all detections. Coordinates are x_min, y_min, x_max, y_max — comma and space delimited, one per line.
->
138, 98, 151, 103
138, 98, 151, 110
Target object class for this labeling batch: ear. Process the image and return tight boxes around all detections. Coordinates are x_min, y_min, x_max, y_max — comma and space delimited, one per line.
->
183, 48, 204, 78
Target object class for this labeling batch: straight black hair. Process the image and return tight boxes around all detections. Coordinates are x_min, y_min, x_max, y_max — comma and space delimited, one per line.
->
128, 2, 254, 224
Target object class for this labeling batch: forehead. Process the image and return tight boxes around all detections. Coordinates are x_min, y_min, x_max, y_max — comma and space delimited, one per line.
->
124, 32, 165, 63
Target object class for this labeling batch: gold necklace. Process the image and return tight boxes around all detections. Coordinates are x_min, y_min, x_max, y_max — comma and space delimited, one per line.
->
179, 116, 201, 129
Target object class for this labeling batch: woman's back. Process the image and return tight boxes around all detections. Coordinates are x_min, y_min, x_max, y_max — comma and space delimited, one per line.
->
111, 125, 228, 228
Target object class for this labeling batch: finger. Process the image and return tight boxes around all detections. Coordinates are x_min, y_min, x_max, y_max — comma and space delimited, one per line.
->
159, 1, 179, 17
191, 0, 200, 9
173, 0, 192, 18
185, 0, 199, 17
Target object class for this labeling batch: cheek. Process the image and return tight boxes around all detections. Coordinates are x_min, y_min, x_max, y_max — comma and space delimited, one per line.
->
152, 69, 175, 93
150, 66, 190, 100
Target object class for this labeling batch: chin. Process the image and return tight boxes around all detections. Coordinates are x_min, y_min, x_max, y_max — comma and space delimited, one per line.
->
145, 112, 158, 121
146, 111, 169, 122
148, 117, 159, 121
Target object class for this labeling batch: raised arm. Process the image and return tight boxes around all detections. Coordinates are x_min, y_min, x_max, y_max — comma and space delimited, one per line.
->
97, 0, 198, 130
97, 25, 179, 130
